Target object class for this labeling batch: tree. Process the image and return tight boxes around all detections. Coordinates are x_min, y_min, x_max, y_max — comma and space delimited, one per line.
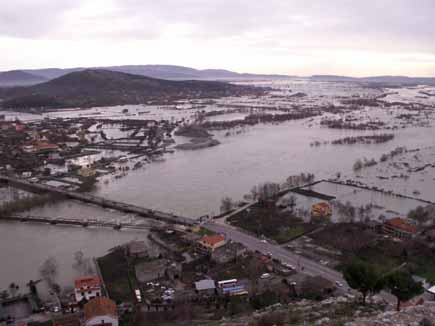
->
73, 250, 95, 276
343, 261, 384, 304
256, 182, 281, 201
384, 271, 423, 311
353, 159, 363, 172
40, 257, 60, 294
220, 197, 234, 214
8, 283, 19, 297
0, 290, 9, 300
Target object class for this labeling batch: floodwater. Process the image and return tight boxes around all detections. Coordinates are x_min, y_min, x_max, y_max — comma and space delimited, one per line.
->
1, 79, 435, 293
0, 200, 152, 294
96, 123, 435, 218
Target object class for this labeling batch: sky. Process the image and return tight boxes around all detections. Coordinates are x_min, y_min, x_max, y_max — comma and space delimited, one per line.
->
1, 0, 435, 76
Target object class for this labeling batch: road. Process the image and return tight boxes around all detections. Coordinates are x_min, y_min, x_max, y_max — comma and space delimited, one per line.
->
205, 220, 397, 304
205, 221, 349, 289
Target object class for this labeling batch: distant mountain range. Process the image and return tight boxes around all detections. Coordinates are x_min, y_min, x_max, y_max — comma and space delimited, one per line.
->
0, 69, 265, 109
0, 70, 47, 87
1, 64, 434, 91
0, 65, 291, 87
310, 75, 435, 85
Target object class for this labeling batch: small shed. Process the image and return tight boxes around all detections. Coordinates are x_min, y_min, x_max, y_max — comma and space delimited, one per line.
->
194, 279, 216, 295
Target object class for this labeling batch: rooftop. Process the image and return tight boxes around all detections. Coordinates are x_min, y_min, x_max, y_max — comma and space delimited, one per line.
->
200, 234, 225, 246
84, 297, 117, 321
385, 217, 417, 234
194, 279, 216, 291
74, 276, 101, 289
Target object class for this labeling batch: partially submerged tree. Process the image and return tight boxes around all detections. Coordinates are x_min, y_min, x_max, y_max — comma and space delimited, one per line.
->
8, 283, 19, 297
220, 197, 234, 214
39, 257, 61, 294
73, 250, 95, 276
343, 260, 384, 304
384, 271, 423, 311
256, 182, 281, 201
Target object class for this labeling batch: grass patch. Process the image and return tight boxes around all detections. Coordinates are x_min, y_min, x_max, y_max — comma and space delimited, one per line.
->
196, 227, 216, 237
228, 202, 316, 244
97, 247, 135, 303
272, 225, 307, 243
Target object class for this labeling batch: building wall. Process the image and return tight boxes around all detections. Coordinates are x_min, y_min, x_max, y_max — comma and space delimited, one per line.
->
75, 288, 101, 302
85, 315, 118, 326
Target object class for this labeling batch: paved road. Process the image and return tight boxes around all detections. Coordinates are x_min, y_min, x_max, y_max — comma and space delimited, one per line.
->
205, 221, 349, 289
205, 221, 397, 304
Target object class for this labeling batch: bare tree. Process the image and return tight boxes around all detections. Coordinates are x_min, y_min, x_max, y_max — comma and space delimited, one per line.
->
220, 197, 234, 214
8, 283, 19, 297
257, 182, 281, 201
40, 257, 60, 294
73, 251, 95, 276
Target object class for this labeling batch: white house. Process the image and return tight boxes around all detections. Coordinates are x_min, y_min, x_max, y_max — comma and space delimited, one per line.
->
74, 276, 102, 302
84, 297, 118, 326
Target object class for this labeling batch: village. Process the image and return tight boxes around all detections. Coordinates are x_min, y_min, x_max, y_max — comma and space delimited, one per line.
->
1, 179, 435, 326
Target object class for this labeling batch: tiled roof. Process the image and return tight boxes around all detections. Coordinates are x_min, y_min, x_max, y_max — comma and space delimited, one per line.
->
200, 234, 225, 246
386, 217, 417, 234
84, 297, 117, 321
74, 276, 101, 289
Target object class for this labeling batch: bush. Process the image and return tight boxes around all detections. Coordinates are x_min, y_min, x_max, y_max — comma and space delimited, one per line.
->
250, 311, 287, 326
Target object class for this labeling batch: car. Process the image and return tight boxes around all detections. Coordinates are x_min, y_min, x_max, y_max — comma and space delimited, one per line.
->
266, 252, 273, 257
135, 289, 142, 303
260, 273, 271, 279
260, 239, 267, 243
283, 263, 295, 269
335, 281, 343, 287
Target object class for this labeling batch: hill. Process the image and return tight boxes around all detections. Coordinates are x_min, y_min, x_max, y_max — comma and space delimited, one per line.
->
0, 70, 47, 87
311, 75, 435, 85
0, 69, 265, 109
21, 65, 291, 81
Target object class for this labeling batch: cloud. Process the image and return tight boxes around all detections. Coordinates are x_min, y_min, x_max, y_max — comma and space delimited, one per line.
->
0, 0, 434, 75
0, 0, 83, 38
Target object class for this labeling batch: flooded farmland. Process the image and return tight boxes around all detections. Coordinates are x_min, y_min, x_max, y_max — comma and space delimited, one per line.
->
1, 78, 435, 291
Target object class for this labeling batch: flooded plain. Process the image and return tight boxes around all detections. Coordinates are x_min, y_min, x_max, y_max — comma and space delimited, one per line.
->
1, 79, 435, 292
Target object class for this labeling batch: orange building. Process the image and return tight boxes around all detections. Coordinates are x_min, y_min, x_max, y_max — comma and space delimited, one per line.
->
198, 234, 226, 251
84, 297, 118, 326
383, 217, 417, 239
311, 202, 332, 218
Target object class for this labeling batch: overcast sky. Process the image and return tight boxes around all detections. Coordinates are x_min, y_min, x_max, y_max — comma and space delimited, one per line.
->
2, 0, 435, 76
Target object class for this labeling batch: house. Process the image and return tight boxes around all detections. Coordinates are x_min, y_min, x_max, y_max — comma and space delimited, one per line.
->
198, 234, 226, 252
194, 279, 216, 296
125, 240, 148, 258
383, 217, 417, 239
84, 297, 118, 326
33, 142, 59, 153
74, 276, 102, 303
22, 142, 59, 154
311, 202, 332, 218
78, 167, 96, 178
211, 241, 247, 264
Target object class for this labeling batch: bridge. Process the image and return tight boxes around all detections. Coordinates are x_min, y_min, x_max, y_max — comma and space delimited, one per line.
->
0, 175, 195, 226
0, 215, 155, 230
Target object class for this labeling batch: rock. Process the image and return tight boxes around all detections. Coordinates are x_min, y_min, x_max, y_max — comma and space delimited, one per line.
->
315, 317, 330, 325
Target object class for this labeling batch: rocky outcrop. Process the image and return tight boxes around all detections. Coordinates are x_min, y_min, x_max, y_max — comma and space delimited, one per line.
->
345, 302, 435, 326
